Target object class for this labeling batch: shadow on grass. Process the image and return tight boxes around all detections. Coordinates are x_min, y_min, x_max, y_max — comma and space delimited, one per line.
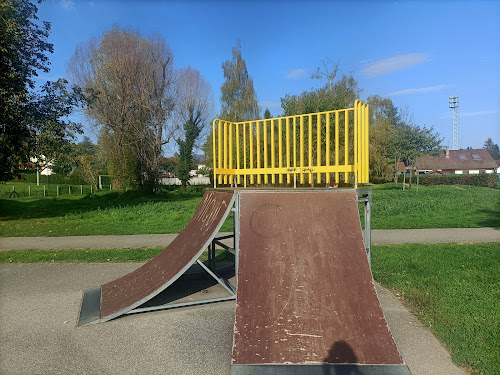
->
0, 187, 207, 221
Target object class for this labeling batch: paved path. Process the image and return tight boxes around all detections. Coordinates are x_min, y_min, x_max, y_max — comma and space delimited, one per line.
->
0, 227, 498, 250
0, 263, 469, 375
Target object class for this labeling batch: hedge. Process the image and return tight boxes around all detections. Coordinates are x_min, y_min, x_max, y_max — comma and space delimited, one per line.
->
414, 173, 498, 188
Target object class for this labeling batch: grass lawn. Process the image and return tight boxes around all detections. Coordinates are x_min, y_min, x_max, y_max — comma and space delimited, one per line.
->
372, 242, 500, 375
0, 183, 499, 237
1, 242, 498, 374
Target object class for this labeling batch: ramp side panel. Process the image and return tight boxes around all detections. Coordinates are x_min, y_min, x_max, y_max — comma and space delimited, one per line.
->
233, 191, 403, 366
100, 190, 234, 320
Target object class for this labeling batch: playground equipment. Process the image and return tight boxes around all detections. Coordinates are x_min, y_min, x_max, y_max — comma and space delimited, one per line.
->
212, 100, 369, 188
77, 102, 411, 373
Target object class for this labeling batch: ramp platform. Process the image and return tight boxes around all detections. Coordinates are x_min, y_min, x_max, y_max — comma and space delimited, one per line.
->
78, 190, 236, 325
232, 190, 410, 374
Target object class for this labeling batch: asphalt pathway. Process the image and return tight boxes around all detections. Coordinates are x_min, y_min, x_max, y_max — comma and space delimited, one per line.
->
0, 263, 470, 375
1, 227, 499, 250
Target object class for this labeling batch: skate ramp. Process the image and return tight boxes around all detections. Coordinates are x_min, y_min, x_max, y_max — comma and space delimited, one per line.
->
231, 190, 410, 374
78, 190, 235, 325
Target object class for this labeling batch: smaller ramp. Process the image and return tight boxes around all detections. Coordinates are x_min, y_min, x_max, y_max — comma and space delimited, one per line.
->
232, 190, 411, 374
78, 190, 235, 325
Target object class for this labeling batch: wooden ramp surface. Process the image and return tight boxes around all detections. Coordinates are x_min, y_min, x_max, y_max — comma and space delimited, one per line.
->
79, 190, 235, 325
232, 190, 410, 374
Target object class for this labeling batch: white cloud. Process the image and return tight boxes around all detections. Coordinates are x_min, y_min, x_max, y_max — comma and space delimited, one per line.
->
440, 109, 500, 119
362, 53, 429, 77
60, 0, 75, 10
287, 68, 308, 79
461, 109, 500, 117
259, 101, 280, 108
388, 84, 446, 96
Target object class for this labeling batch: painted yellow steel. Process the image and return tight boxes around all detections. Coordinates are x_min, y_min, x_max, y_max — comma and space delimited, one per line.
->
212, 100, 369, 188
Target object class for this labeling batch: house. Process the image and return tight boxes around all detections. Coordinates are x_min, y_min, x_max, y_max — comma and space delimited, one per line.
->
413, 147, 499, 175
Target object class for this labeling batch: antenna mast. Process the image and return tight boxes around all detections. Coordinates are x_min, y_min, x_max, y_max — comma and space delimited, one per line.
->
448, 96, 459, 150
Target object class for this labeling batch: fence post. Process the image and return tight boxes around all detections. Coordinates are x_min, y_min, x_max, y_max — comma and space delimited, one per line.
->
29, 185, 31, 197
57, 185, 59, 196
90, 185, 93, 194
44, 185, 46, 197
69, 185, 71, 194
81, 185, 83, 194
109, 184, 112, 191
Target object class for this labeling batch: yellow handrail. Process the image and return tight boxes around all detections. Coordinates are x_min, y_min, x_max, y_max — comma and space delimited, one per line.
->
212, 100, 369, 188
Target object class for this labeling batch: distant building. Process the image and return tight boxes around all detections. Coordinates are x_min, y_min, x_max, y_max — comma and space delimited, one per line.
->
400, 147, 499, 175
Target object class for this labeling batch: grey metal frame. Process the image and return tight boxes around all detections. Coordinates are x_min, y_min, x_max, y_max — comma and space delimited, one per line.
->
356, 188, 372, 267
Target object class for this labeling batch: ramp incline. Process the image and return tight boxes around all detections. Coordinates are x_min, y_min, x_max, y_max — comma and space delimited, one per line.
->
78, 190, 235, 325
232, 190, 411, 374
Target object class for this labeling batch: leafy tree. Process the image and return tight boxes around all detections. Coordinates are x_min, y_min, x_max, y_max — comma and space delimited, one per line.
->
69, 27, 176, 191
219, 40, 259, 122
281, 74, 361, 116
0, 0, 52, 181
484, 138, 500, 160
263, 108, 271, 119
175, 67, 212, 188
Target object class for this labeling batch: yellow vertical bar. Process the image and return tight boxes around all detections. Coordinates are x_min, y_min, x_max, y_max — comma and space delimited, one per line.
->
365, 104, 369, 183
263, 120, 268, 184
279, 118, 283, 184
286, 117, 291, 183
344, 110, 349, 183
243, 123, 247, 185
218, 120, 222, 185
271, 119, 275, 184
224, 121, 228, 184
236, 122, 240, 184
316, 113, 321, 183
229, 121, 233, 185
293, 117, 297, 168
326, 112, 330, 183
250, 122, 254, 184
256, 121, 261, 184
354, 101, 358, 188
212, 120, 217, 187
300, 116, 304, 184
335, 112, 339, 183
308, 114, 312, 184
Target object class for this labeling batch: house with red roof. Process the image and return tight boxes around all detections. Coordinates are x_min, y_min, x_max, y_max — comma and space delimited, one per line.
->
411, 148, 499, 175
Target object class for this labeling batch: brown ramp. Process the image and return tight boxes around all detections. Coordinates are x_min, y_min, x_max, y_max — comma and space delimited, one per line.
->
78, 190, 235, 325
232, 190, 411, 375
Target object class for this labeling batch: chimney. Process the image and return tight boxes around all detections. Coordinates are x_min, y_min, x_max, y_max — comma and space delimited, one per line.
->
445, 146, 449, 158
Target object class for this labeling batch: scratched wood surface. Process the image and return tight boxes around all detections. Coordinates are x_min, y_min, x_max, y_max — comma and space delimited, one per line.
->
100, 190, 233, 320
233, 191, 403, 365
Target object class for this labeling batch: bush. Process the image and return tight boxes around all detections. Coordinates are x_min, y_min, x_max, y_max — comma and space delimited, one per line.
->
417, 173, 499, 188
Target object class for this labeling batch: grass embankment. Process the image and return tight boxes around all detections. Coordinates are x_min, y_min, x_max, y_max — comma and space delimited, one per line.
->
0, 183, 498, 237
1, 242, 498, 374
372, 243, 500, 375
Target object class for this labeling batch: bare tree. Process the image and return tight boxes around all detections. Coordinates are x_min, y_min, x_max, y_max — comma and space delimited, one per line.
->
68, 27, 176, 191
174, 67, 213, 188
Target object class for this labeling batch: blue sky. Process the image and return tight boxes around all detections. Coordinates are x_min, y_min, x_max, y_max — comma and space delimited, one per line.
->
37, 0, 500, 151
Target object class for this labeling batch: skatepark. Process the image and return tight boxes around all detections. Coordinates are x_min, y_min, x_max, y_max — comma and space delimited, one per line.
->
0, 102, 477, 374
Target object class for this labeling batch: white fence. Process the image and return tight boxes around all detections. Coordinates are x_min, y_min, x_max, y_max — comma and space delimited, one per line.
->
160, 176, 210, 186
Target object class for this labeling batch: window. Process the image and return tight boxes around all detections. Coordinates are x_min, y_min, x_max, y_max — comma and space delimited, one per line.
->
471, 154, 481, 160
458, 154, 467, 160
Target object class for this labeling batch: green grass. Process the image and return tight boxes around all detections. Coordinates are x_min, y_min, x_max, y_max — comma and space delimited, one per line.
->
372, 242, 500, 375
0, 183, 498, 237
0, 247, 232, 263
370, 183, 500, 229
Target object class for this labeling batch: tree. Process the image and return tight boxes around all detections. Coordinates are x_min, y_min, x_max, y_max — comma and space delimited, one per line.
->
311, 57, 339, 90
68, 27, 176, 191
263, 108, 272, 119
219, 40, 259, 122
174, 67, 212, 188
484, 138, 500, 160
0, 0, 52, 181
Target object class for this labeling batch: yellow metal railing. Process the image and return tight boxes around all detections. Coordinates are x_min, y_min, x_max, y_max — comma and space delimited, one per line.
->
212, 99, 369, 188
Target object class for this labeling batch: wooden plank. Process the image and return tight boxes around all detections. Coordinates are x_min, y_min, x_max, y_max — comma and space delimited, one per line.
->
233, 190, 404, 367
99, 190, 235, 322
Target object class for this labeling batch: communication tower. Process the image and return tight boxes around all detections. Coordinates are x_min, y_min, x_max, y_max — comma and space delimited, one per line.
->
448, 96, 459, 150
